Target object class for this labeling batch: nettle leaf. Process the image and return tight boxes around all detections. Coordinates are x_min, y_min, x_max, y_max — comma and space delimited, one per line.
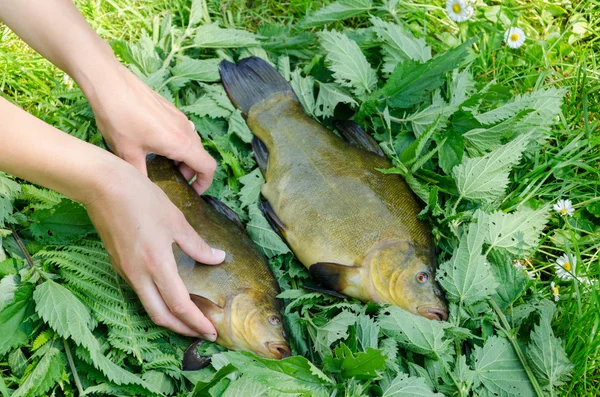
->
452, 132, 532, 203
315, 310, 357, 358
526, 304, 573, 390
301, 0, 373, 27
463, 112, 530, 156
246, 203, 290, 258
181, 94, 232, 119
0, 172, 20, 227
477, 207, 549, 256
29, 199, 95, 245
437, 217, 498, 306
490, 257, 528, 310
193, 22, 258, 48
318, 30, 377, 99
239, 169, 264, 209
315, 82, 357, 118
380, 38, 474, 109
370, 17, 431, 74
290, 69, 316, 116
449, 68, 476, 106
474, 87, 566, 125
228, 109, 253, 143
169, 56, 220, 89
222, 376, 268, 397
378, 306, 451, 359
327, 343, 386, 380
472, 336, 535, 397
189, 0, 208, 25
0, 283, 33, 356
382, 372, 444, 397
0, 274, 18, 312
356, 313, 379, 351
12, 342, 65, 397
405, 90, 454, 137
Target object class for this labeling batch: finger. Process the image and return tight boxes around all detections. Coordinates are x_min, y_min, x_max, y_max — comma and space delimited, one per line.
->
134, 278, 200, 337
176, 139, 217, 194
175, 219, 226, 265
178, 162, 196, 183
153, 262, 218, 340
122, 151, 149, 176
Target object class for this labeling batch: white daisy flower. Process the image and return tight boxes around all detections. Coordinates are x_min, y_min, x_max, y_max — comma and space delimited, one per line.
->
555, 254, 576, 280
446, 0, 474, 23
551, 282, 559, 302
504, 27, 526, 49
62, 73, 73, 89
553, 199, 574, 217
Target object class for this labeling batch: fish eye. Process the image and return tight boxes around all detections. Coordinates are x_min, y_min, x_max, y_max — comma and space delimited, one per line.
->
268, 315, 281, 325
416, 272, 429, 284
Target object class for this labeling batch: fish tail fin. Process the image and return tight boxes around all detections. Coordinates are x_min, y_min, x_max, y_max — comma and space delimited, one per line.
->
219, 57, 297, 115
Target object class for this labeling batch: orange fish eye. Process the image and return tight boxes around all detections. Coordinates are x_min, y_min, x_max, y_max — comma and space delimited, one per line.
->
268, 315, 281, 325
416, 272, 429, 284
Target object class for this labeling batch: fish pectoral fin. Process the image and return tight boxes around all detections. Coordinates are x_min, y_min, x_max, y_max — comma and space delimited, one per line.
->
252, 137, 269, 175
260, 199, 288, 239
309, 262, 361, 292
201, 195, 245, 229
190, 294, 225, 319
333, 120, 385, 157
182, 340, 212, 371
302, 285, 348, 299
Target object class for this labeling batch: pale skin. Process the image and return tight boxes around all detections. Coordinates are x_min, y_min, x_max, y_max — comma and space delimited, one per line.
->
0, 0, 223, 340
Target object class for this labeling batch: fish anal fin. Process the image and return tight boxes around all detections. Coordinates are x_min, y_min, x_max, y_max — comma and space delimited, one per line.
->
182, 340, 212, 371
260, 199, 287, 239
309, 262, 361, 292
201, 195, 244, 229
302, 285, 348, 299
252, 137, 269, 175
333, 120, 385, 157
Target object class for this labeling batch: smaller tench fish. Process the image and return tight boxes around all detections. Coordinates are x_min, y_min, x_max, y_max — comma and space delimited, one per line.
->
144, 154, 290, 368
220, 57, 447, 321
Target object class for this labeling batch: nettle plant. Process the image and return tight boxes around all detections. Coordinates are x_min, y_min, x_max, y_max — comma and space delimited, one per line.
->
0, 0, 573, 396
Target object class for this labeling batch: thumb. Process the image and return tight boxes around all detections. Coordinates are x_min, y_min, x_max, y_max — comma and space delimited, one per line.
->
176, 220, 226, 265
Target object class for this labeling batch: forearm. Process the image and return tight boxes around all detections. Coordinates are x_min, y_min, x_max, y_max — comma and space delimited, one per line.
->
0, 0, 121, 95
0, 96, 128, 205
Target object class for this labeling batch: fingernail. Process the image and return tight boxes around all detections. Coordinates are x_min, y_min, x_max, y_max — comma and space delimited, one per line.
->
203, 333, 217, 342
189, 120, 196, 131
212, 248, 226, 262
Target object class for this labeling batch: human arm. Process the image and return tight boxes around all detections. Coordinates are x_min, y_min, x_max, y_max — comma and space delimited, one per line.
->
0, 96, 223, 340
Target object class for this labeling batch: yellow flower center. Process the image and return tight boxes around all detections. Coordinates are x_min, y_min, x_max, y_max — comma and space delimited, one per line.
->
452, 3, 462, 13
563, 262, 571, 271
552, 286, 559, 296
560, 208, 567, 215
510, 33, 519, 42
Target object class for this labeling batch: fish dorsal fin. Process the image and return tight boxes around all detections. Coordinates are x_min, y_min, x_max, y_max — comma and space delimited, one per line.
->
252, 137, 269, 175
260, 199, 287, 239
201, 195, 244, 229
190, 294, 225, 319
182, 340, 212, 371
309, 262, 361, 292
302, 285, 348, 299
333, 120, 385, 157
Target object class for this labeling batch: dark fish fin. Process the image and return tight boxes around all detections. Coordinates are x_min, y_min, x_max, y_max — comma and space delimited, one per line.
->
182, 340, 212, 371
201, 195, 244, 229
302, 285, 348, 299
252, 137, 269, 174
190, 294, 224, 319
103, 138, 156, 161
309, 262, 361, 292
333, 120, 385, 157
260, 199, 287, 239
219, 57, 298, 116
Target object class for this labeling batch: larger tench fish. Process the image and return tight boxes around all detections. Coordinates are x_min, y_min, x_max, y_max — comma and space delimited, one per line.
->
220, 57, 447, 321
145, 154, 290, 367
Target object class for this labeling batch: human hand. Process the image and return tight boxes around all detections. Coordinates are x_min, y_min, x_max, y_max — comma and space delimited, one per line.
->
85, 162, 226, 339
84, 63, 216, 194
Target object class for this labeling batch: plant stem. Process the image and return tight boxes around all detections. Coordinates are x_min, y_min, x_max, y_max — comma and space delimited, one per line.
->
489, 299, 545, 397
63, 339, 84, 396
10, 225, 34, 269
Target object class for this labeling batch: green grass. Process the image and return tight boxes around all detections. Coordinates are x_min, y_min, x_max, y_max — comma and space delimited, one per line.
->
1, 0, 599, 395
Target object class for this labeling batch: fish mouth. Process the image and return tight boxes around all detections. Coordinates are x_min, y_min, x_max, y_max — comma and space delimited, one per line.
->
266, 342, 291, 359
417, 306, 448, 321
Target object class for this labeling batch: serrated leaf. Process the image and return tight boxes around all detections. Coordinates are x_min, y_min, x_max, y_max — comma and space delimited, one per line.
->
437, 217, 498, 306
526, 305, 573, 389
334, 344, 387, 380
380, 38, 474, 109
405, 91, 454, 137
189, 0, 207, 26
0, 283, 33, 355
472, 336, 535, 397
29, 199, 95, 245
239, 169, 264, 208
169, 56, 220, 89
228, 109, 253, 143
246, 204, 290, 258
356, 313, 379, 351
12, 343, 65, 397
314, 82, 357, 118
142, 370, 174, 395
222, 376, 268, 397
0, 172, 20, 227
0, 275, 18, 311
290, 69, 316, 116
474, 87, 566, 125
449, 68, 476, 106
463, 112, 530, 155
315, 310, 357, 358
382, 372, 444, 397
371, 17, 431, 74
490, 257, 528, 310
181, 95, 232, 119
194, 22, 258, 48
318, 30, 377, 99
301, 0, 373, 27
378, 306, 451, 359
452, 133, 531, 203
